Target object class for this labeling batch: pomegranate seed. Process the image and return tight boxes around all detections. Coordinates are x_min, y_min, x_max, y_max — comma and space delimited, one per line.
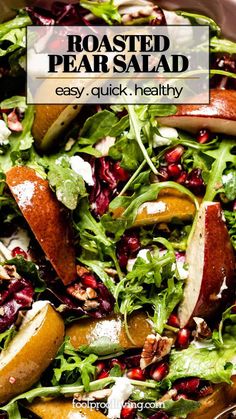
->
174, 393, 188, 401
158, 167, 169, 181
198, 383, 214, 398
121, 404, 136, 419
176, 171, 187, 184
150, 362, 169, 382
175, 328, 191, 349
167, 313, 180, 328
148, 411, 169, 419
127, 368, 146, 381
97, 369, 109, 380
110, 358, 126, 370
80, 274, 98, 289
186, 169, 205, 195
118, 253, 128, 269
196, 129, 211, 144
167, 164, 182, 179
174, 378, 200, 394
11, 247, 27, 259
165, 146, 184, 163
114, 162, 130, 182
95, 361, 106, 375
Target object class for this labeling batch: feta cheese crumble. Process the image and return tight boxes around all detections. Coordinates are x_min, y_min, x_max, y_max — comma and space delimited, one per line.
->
153, 126, 178, 148
70, 155, 94, 186
107, 377, 133, 419
0, 119, 11, 145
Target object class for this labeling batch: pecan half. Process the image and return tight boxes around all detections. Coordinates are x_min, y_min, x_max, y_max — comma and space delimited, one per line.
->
140, 333, 173, 369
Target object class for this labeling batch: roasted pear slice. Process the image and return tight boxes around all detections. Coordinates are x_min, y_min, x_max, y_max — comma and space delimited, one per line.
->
6, 166, 77, 285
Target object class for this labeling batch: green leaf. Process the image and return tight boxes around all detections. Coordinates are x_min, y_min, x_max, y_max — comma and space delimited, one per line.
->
109, 364, 123, 377
149, 104, 177, 117
0, 10, 31, 39
5, 256, 46, 292
224, 210, 236, 250
162, 398, 200, 418
79, 110, 118, 145
211, 37, 236, 54
222, 170, 236, 201
0, 326, 16, 351
0, 98, 35, 172
204, 139, 236, 201
1, 401, 21, 419
166, 340, 235, 384
79, 337, 123, 356
109, 135, 143, 170
80, 0, 121, 24
47, 157, 87, 210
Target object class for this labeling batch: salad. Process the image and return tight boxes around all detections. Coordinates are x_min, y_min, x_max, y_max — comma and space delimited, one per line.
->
0, 2, 235, 419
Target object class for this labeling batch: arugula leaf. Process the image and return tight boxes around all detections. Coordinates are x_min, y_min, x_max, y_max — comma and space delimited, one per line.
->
204, 139, 236, 201
224, 210, 236, 250
211, 37, 236, 54
47, 156, 87, 210
5, 256, 46, 292
0, 97, 34, 172
222, 170, 236, 201
79, 110, 118, 145
0, 326, 16, 351
177, 11, 220, 35
0, 96, 27, 110
109, 364, 123, 377
151, 278, 183, 334
80, 0, 121, 24
0, 10, 31, 58
79, 337, 123, 356
161, 398, 200, 418
73, 198, 122, 286
114, 239, 183, 338
51, 337, 97, 391
109, 135, 143, 170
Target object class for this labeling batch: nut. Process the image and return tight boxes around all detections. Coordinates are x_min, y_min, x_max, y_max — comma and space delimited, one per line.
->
140, 333, 173, 369
193, 317, 212, 339
0, 265, 21, 281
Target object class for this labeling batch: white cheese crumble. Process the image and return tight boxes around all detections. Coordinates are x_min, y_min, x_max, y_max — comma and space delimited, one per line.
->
0, 119, 11, 145
153, 126, 178, 148
107, 377, 133, 419
12, 181, 36, 209
70, 155, 94, 186
138, 201, 167, 215
95, 136, 116, 156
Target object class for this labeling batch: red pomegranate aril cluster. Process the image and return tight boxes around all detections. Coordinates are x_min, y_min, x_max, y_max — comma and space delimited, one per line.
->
95, 361, 106, 375
110, 358, 126, 370
165, 145, 184, 164
186, 168, 205, 195
167, 313, 180, 328
150, 362, 169, 382
173, 378, 200, 394
97, 369, 110, 380
11, 247, 28, 259
80, 274, 98, 289
175, 328, 191, 349
121, 404, 136, 419
117, 231, 141, 269
196, 129, 211, 144
167, 163, 182, 178
127, 367, 146, 381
